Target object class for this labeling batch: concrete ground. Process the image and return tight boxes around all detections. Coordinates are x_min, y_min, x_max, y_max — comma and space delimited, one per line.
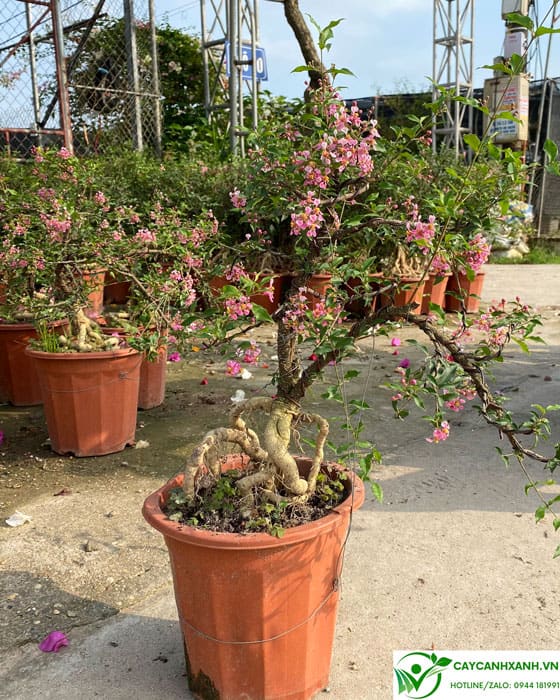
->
1, 264, 560, 699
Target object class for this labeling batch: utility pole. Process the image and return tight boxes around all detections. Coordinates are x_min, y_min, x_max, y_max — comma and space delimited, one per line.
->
432, 0, 475, 156
200, 0, 261, 155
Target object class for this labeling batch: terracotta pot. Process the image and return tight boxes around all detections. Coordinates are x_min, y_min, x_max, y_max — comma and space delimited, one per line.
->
26, 347, 141, 456
344, 275, 380, 317
138, 345, 167, 410
102, 326, 167, 410
210, 273, 287, 315
303, 273, 332, 310
81, 269, 106, 318
445, 270, 486, 313
103, 276, 131, 306
421, 272, 451, 314
249, 273, 288, 314
379, 276, 425, 315
143, 455, 365, 700
0, 320, 66, 406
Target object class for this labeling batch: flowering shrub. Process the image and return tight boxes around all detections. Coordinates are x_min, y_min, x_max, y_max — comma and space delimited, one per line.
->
0, 147, 220, 357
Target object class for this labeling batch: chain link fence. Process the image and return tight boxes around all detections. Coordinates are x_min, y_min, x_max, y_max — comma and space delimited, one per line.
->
0, 0, 161, 157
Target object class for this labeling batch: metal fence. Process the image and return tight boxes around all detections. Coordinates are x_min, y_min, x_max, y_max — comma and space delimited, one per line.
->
0, 0, 161, 156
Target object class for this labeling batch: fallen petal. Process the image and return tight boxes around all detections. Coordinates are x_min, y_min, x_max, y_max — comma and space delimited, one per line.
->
39, 631, 69, 653
5, 511, 33, 527
230, 390, 246, 403
135, 440, 150, 449
239, 369, 253, 380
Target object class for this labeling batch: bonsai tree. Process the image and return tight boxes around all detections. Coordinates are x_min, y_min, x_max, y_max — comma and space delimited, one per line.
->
164, 9, 560, 545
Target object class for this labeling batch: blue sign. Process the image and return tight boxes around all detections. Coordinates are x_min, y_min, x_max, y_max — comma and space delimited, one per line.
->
225, 42, 268, 81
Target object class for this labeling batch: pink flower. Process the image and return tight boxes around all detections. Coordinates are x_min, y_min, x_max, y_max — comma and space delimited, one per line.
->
39, 631, 68, 652
226, 360, 242, 376
426, 421, 450, 444
390, 338, 401, 347
445, 398, 465, 412
168, 352, 181, 362
229, 188, 247, 209
225, 296, 253, 321
398, 358, 410, 369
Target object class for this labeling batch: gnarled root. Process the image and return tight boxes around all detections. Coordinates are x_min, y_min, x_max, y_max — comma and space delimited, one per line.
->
297, 411, 329, 492
263, 400, 308, 496
182, 396, 331, 507
182, 425, 268, 500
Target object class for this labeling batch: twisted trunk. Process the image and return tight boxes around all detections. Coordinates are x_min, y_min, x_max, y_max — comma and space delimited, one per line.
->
282, 0, 327, 94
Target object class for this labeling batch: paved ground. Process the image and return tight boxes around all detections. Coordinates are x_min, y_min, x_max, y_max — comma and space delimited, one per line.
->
1, 264, 560, 699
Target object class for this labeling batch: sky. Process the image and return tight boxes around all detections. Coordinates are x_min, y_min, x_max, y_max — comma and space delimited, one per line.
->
154, 0, 560, 99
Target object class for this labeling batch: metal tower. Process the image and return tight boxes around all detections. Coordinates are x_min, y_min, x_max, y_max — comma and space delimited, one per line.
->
200, 0, 260, 155
432, 0, 475, 155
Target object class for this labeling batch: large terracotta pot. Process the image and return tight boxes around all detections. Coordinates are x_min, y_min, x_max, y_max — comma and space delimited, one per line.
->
81, 269, 106, 318
303, 273, 332, 310
421, 272, 451, 314
103, 274, 131, 306
102, 326, 167, 410
26, 347, 141, 456
143, 455, 365, 700
379, 276, 425, 315
0, 320, 66, 406
138, 345, 167, 410
445, 270, 486, 313
209, 273, 287, 315
344, 274, 382, 317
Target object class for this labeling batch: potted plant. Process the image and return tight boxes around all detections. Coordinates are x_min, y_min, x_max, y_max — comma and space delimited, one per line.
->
141, 12, 557, 700
0, 147, 215, 445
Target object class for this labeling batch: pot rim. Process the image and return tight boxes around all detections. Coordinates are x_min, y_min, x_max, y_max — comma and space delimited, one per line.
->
142, 455, 365, 551
25, 346, 140, 360
0, 319, 67, 332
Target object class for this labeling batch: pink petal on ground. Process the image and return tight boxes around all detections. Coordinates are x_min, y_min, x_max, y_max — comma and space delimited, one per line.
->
38, 631, 69, 652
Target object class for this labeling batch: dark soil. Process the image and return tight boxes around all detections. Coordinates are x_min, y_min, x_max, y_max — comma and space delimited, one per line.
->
164, 464, 349, 534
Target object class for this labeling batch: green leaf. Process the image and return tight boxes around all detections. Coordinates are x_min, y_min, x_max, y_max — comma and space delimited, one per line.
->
553, 518, 560, 532
508, 53, 525, 75
535, 505, 547, 523
512, 337, 529, 354
504, 12, 533, 31
554, 545, 560, 559
349, 399, 370, 409
370, 482, 383, 503
344, 369, 360, 380
330, 67, 356, 78
436, 657, 453, 667
535, 26, 560, 37
251, 304, 273, 323
463, 133, 481, 152
544, 138, 558, 163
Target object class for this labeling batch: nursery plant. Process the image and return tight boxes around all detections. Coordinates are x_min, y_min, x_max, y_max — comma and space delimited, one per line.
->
0, 146, 219, 358
143, 6, 560, 700
162, 18, 554, 522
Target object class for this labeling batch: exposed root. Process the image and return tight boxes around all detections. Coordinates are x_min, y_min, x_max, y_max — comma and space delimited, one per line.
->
182, 427, 268, 499
182, 396, 331, 506
263, 400, 308, 496
297, 412, 329, 492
